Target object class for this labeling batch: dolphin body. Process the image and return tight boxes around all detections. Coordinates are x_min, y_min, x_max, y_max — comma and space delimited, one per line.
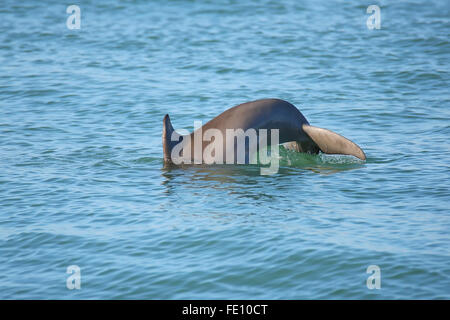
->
162, 98, 366, 164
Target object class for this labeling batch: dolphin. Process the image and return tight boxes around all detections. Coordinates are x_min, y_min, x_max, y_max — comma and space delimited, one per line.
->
162, 98, 366, 164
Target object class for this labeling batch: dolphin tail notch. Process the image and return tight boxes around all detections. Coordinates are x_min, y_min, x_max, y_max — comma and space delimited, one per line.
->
302, 124, 366, 160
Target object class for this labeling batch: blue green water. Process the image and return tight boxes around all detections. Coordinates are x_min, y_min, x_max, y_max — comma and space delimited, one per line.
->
1, 0, 449, 299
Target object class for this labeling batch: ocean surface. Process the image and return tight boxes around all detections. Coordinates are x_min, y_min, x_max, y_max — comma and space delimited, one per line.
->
0, 0, 449, 299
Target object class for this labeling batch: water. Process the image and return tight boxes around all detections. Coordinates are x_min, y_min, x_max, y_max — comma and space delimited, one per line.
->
0, 0, 449, 299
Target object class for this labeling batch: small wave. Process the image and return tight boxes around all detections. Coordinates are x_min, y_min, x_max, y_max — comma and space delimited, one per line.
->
279, 146, 365, 172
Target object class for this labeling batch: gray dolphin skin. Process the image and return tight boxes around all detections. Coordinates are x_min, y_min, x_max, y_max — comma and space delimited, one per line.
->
163, 98, 366, 164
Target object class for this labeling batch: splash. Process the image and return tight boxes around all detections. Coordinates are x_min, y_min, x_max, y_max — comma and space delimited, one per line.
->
278, 145, 365, 173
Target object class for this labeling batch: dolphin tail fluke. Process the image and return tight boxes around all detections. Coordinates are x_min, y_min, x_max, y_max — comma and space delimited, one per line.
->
163, 114, 176, 163
302, 124, 366, 160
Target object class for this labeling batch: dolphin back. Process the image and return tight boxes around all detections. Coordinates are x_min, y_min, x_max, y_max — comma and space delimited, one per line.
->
162, 99, 366, 164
